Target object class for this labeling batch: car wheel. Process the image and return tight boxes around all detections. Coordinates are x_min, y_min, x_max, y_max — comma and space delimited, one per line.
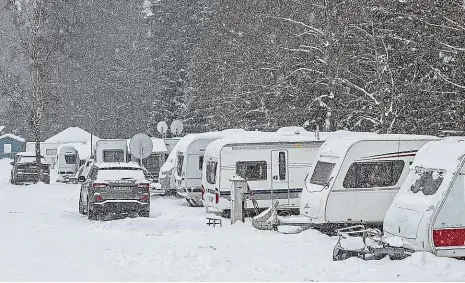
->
78, 195, 84, 215
87, 199, 96, 220
139, 210, 150, 218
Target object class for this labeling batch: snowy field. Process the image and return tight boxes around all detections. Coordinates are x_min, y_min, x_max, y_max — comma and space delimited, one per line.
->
1, 159, 465, 281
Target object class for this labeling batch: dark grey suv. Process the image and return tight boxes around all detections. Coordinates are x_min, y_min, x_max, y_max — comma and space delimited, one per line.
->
78, 162, 151, 220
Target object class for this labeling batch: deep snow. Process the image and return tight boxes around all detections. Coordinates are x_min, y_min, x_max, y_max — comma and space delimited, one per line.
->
1, 159, 465, 281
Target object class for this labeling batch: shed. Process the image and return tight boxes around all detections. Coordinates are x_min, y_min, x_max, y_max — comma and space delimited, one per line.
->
0, 134, 25, 159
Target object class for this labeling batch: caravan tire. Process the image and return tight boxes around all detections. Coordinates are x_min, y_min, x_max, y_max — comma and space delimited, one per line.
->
222, 209, 231, 218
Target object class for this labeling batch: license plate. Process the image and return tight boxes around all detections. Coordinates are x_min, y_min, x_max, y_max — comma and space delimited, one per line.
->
113, 187, 130, 191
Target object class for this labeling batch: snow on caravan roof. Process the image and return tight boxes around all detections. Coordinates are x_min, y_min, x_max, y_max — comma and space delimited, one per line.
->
204, 133, 322, 158
317, 134, 438, 159
204, 131, 368, 158
412, 137, 465, 172
175, 130, 261, 153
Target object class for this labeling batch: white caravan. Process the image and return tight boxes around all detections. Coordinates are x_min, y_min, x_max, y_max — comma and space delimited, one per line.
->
94, 139, 128, 163
300, 135, 438, 227
383, 137, 465, 257
175, 130, 263, 206
202, 135, 326, 216
55, 144, 80, 182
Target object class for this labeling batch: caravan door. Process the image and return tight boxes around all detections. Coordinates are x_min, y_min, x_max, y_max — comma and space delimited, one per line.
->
271, 150, 290, 205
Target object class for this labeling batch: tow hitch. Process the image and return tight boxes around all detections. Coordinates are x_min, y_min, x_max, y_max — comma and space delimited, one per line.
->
333, 225, 413, 261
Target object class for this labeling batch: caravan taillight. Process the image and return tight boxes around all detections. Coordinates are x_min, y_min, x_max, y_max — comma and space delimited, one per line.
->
201, 185, 205, 200
433, 229, 465, 247
215, 191, 219, 204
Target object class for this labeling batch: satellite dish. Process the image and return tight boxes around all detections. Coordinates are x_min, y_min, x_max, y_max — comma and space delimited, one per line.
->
170, 120, 184, 136
157, 121, 168, 134
129, 133, 153, 160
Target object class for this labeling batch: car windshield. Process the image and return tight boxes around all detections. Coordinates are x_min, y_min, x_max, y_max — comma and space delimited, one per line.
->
96, 167, 146, 181
410, 167, 445, 196
309, 161, 336, 187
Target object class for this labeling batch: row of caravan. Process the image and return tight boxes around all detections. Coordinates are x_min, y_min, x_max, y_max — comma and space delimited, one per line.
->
159, 128, 435, 220
54, 138, 179, 182
162, 130, 465, 259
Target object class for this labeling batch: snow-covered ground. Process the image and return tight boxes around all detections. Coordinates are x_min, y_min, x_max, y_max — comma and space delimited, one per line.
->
1, 159, 465, 281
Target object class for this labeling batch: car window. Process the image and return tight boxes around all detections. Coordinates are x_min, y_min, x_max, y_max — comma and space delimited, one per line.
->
96, 167, 146, 180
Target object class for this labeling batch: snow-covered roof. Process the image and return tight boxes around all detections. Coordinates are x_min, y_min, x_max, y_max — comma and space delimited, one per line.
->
94, 162, 142, 169
203, 131, 381, 158
204, 133, 326, 158
45, 127, 100, 144
318, 134, 439, 158
412, 137, 465, 172
176, 130, 268, 153
0, 133, 25, 143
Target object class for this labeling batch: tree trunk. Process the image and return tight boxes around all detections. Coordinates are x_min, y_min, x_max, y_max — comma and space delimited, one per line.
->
32, 120, 43, 183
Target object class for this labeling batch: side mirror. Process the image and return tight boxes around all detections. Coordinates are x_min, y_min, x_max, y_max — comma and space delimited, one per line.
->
10, 162, 14, 166
78, 176, 86, 182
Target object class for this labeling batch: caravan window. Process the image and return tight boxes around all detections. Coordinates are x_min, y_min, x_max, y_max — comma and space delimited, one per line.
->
279, 152, 286, 180
410, 167, 445, 196
46, 149, 57, 155
176, 154, 184, 176
199, 155, 204, 170
310, 161, 336, 185
236, 161, 267, 181
343, 160, 405, 188
65, 154, 76, 165
103, 150, 125, 162
206, 161, 217, 184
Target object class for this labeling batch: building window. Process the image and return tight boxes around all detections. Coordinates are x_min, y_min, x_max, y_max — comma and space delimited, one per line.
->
236, 161, 267, 181
343, 160, 405, 188
4, 144, 11, 154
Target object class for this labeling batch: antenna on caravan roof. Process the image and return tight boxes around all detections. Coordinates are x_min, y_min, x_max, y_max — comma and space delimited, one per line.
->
170, 120, 184, 136
157, 121, 168, 138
